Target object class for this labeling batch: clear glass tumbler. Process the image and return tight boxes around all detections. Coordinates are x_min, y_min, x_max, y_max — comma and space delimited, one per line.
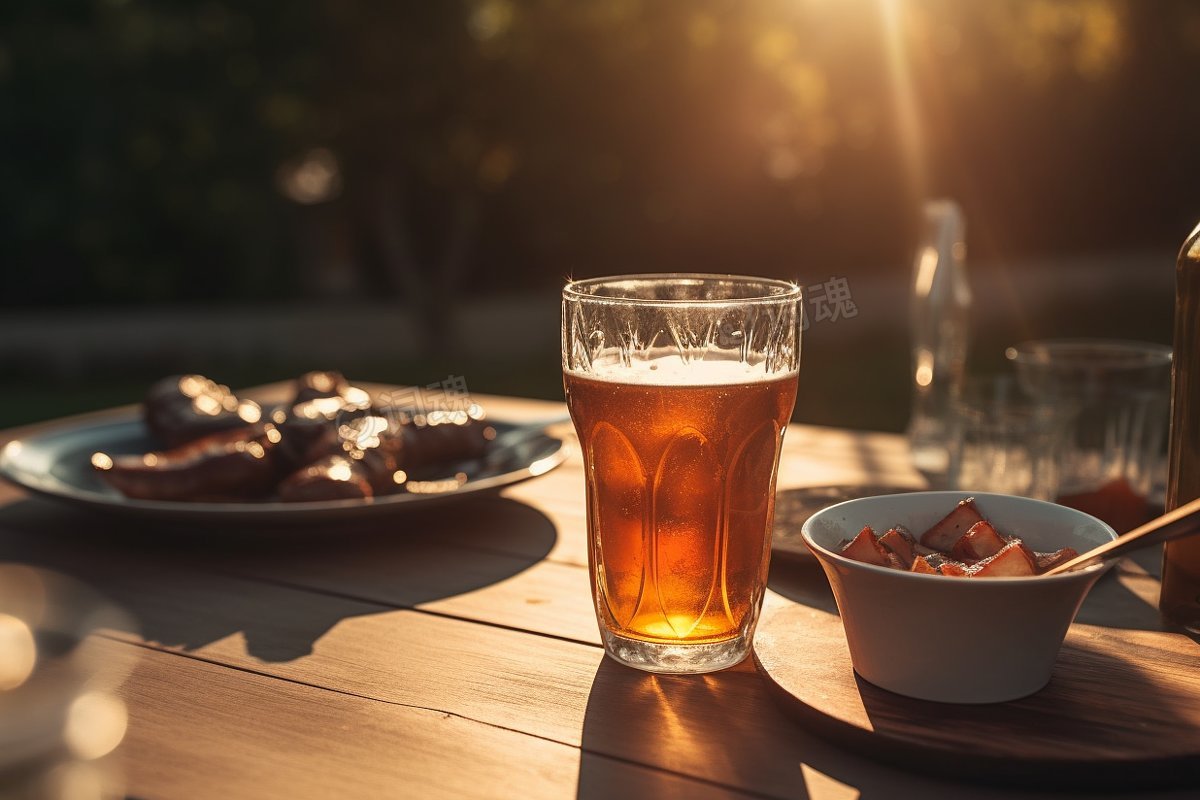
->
562, 274, 802, 673
1008, 339, 1172, 532
945, 377, 1073, 501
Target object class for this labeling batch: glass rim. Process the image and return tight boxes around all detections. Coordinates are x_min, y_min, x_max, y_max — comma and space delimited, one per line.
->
1006, 338, 1172, 368
562, 273, 802, 306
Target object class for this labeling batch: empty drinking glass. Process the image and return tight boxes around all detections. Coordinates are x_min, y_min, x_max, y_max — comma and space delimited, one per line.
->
1007, 339, 1172, 532
946, 377, 1072, 501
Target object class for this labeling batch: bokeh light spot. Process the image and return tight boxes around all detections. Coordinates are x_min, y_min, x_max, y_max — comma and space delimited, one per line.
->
277, 148, 342, 205
468, 0, 514, 42
64, 691, 128, 761
0, 613, 36, 690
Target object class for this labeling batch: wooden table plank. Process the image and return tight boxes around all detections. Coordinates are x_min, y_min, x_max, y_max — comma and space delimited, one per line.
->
101, 599, 1189, 800
0, 493, 603, 647
1, 539, 1178, 800
94, 637, 754, 800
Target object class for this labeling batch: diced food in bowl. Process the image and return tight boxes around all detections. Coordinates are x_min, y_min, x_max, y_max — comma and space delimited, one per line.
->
918, 497, 985, 551
878, 527, 917, 565
841, 526, 902, 569
950, 520, 1008, 562
971, 541, 1039, 577
935, 558, 972, 577
909, 555, 937, 574
1036, 549, 1079, 572
837, 497, 1079, 578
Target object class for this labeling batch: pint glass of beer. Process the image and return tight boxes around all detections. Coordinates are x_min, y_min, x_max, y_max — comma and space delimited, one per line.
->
562, 275, 802, 673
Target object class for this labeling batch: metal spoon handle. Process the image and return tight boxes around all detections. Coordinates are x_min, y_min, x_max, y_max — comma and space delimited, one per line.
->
1045, 494, 1200, 575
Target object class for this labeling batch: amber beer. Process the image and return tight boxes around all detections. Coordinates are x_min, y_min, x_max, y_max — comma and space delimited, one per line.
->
565, 362, 797, 650
563, 274, 802, 673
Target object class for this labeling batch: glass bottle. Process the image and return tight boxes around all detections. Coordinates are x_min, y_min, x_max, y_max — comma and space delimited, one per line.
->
1161, 221, 1200, 632
908, 199, 970, 480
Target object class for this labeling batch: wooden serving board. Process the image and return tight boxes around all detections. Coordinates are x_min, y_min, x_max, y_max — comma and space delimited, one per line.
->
753, 601, 1200, 790
771, 485, 921, 561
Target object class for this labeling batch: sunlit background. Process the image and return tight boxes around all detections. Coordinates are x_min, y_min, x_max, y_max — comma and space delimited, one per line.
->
2, 0, 1199, 431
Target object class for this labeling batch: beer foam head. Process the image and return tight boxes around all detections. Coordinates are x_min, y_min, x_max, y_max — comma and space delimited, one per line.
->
569, 352, 795, 386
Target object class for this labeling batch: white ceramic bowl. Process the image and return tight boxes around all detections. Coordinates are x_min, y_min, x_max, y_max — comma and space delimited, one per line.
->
801, 491, 1118, 703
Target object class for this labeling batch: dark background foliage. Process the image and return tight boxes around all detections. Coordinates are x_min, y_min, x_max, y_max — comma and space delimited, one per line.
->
2, 0, 1198, 430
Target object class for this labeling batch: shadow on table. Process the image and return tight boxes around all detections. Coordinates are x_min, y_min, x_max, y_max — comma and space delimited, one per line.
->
844, 635, 1200, 791
575, 594, 1199, 798
762, 551, 1199, 792
574, 654, 1184, 800
575, 658, 813, 800
0, 493, 557, 662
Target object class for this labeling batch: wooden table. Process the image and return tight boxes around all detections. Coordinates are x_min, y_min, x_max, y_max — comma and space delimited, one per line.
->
0, 392, 1194, 799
